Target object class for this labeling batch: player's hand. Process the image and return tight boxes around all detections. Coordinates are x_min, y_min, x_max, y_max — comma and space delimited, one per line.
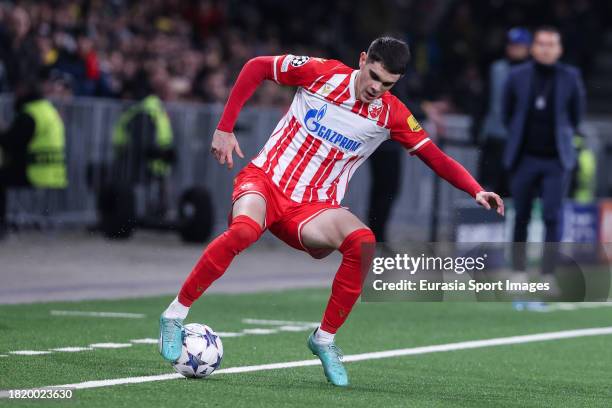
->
475, 191, 504, 216
210, 129, 244, 170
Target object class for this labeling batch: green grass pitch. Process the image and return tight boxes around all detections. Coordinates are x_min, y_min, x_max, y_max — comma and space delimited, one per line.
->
0, 289, 611, 407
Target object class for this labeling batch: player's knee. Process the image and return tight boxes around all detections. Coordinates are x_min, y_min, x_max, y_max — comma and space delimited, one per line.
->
358, 229, 376, 248
226, 215, 263, 252
339, 228, 376, 258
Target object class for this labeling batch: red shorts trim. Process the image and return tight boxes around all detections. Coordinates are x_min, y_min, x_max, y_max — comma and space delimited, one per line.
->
231, 164, 341, 258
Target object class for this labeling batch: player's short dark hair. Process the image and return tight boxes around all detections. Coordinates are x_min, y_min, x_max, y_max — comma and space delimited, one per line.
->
366, 37, 411, 75
534, 25, 562, 40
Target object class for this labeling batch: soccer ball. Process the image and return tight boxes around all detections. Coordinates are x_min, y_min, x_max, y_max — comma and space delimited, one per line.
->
172, 323, 223, 378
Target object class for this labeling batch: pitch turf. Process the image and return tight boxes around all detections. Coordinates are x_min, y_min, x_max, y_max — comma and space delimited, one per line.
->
0, 289, 611, 407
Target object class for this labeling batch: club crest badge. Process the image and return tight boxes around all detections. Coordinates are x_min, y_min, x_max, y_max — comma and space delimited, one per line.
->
320, 83, 333, 96
368, 99, 383, 119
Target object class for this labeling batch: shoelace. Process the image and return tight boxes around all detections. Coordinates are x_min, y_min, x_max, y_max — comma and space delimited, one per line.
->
163, 320, 182, 342
328, 344, 344, 362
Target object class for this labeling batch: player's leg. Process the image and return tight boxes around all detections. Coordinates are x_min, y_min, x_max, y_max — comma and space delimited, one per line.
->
302, 208, 375, 336
159, 193, 266, 361
301, 208, 376, 386
176, 194, 266, 306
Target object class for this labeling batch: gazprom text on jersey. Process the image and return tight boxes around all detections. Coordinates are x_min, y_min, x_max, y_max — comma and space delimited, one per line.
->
304, 104, 362, 152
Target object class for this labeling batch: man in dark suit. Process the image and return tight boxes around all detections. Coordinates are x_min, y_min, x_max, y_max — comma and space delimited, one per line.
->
502, 26, 586, 281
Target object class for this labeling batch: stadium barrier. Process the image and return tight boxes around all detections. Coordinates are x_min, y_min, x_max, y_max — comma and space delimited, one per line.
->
0, 95, 608, 241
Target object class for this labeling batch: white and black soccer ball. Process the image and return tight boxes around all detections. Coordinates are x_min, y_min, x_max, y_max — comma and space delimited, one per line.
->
172, 323, 223, 379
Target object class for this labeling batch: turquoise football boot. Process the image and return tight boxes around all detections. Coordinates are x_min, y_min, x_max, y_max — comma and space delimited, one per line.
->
158, 315, 184, 362
307, 331, 349, 387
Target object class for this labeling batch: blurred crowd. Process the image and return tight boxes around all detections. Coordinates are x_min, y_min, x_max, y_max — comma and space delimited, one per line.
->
0, 0, 607, 113
0, 0, 306, 105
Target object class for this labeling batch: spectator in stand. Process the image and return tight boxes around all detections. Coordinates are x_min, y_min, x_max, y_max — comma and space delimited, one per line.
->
0, 0, 605, 109
0, 6, 40, 88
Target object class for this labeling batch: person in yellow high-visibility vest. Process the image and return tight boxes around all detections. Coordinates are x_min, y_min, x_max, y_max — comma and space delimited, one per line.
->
570, 134, 596, 203
111, 95, 174, 183
0, 84, 66, 238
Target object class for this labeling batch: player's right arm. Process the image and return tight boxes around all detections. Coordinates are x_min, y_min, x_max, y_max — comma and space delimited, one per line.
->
212, 55, 338, 169
212, 57, 275, 169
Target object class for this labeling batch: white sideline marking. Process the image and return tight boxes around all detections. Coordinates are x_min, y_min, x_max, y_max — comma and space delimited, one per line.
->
9, 350, 52, 356
278, 325, 310, 332
2, 322, 313, 357
89, 343, 132, 349
242, 328, 278, 335
242, 318, 319, 327
0, 355, 7, 357
527, 302, 612, 313
216, 332, 244, 337
50, 310, 146, 319
1, 326, 610, 396
50, 347, 93, 352
130, 339, 158, 344
555, 304, 578, 310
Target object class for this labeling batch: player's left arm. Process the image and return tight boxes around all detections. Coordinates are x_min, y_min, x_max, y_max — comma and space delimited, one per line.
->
212, 57, 278, 169
389, 99, 504, 215
415, 143, 504, 215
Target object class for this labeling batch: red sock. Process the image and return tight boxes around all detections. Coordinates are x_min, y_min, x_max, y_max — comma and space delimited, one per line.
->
178, 215, 262, 306
320, 228, 376, 333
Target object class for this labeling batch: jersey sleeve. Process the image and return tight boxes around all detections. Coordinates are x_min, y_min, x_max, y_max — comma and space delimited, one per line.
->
273, 55, 341, 88
388, 98, 430, 154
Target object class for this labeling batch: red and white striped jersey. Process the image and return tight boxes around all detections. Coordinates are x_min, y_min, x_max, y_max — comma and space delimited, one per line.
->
251, 54, 430, 205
